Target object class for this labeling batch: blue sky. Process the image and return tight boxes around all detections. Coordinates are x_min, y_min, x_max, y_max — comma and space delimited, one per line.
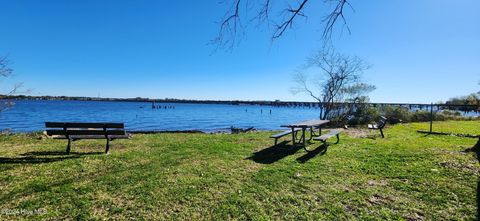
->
0, 0, 479, 103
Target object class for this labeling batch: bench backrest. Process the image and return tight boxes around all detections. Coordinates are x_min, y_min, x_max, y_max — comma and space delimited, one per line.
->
45, 122, 126, 137
377, 116, 387, 129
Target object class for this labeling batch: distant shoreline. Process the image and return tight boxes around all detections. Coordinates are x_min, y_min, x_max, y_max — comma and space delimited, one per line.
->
2, 95, 479, 109
1, 95, 308, 106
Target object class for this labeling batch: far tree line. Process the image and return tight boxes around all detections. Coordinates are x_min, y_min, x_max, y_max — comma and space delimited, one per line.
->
445, 88, 480, 107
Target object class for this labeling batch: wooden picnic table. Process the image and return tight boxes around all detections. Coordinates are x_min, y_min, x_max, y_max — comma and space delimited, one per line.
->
281, 119, 330, 149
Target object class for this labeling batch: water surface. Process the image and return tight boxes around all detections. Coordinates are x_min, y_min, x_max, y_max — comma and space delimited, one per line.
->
0, 100, 321, 132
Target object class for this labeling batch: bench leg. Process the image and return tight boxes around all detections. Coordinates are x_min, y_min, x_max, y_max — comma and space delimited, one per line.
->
380, 129, 385, 138
66, 139, 72, 154
274, 138, 278, 146
304, 139, 320, 152
335, 134, 340, 144
105, 139, 110, 154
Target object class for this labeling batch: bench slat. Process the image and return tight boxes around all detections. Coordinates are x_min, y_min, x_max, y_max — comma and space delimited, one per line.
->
313, 130, 341, 141
45, 122, 125, 129
270, 128, 302, 138
46, 129, 126, 136
51, 135, 130, 140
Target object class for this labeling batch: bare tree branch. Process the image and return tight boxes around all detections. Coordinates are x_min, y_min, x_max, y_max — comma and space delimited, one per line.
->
322, 0, 351, 39
0, 56, 27, 113
253, 0, 272, 24
0, 56, 13, 77
272, 0, 310, 39
211, 0, 243, 51
291, 71, 322, 102
214, 0, 352, 50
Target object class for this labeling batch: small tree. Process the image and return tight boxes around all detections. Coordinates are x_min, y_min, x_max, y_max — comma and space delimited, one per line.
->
291, 49, 375, 123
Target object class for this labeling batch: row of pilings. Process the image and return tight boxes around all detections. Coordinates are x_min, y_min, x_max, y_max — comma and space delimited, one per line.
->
148, 100, 479, 114
244, 101, 480, 114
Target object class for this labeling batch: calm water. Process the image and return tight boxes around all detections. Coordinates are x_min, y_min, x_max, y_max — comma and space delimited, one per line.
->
0, 100, 321, 132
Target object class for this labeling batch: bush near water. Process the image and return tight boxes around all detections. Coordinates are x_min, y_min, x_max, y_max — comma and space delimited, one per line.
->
332, 105, 476, 127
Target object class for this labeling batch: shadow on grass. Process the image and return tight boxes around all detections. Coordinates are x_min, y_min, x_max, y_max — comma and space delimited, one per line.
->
21, 151, 103, 157
0, 151, 103, 164
465, 139, 480, 162
296, 144, 328, 163
464, 139, 480, 220
246, 141, 302, 164
477, 178, 480, 221
0, 156, 79, 164
422, 133, 431, 138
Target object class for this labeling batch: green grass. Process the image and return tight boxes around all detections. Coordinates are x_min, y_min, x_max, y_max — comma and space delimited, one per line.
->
0, 121, 479, 220
411, 120, 480, 135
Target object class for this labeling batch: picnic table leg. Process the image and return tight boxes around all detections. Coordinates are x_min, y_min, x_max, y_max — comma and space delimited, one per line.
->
302, 127, 306, 147
291, 128, 296, 146
308, 127, 314, 141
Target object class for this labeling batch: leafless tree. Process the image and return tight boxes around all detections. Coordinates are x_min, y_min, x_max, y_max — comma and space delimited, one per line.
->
291, 49, 374, 121
213, 0, 352, 50
0, 56, 22, 112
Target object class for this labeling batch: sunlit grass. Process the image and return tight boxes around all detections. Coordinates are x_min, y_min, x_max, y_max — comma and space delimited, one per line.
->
411, 120, 480, 135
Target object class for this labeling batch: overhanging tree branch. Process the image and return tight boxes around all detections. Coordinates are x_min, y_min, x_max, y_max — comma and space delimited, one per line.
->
322, 0, 351, 39
214, 0, 352, 50
272, 0, 310, 39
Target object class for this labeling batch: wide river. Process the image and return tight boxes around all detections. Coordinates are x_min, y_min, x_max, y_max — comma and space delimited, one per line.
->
0, 100, 321, 132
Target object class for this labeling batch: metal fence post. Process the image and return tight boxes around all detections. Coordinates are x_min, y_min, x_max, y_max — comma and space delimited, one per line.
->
429, 102, 433, 133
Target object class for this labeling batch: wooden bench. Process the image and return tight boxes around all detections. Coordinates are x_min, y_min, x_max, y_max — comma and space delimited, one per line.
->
270, 128, 302, 145
313, 130, 341, 146
45, 122, 131, 154
368, 116, 387, 138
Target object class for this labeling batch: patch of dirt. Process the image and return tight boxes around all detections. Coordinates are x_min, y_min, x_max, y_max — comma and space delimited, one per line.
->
405, 211, 425, 221
439, 161, 480, 174
367, 179, 388, 187
343, 128, 372, 138
367, 194, 392, 206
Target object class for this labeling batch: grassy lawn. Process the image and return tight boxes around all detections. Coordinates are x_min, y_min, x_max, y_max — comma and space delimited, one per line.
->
411, 120, 480, 135
0, 121, 479, 220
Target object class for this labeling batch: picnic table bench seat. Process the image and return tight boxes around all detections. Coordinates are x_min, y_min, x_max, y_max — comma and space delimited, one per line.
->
313, 130, 341, 146
45, 122, 131, 154
270, 128, 302, 145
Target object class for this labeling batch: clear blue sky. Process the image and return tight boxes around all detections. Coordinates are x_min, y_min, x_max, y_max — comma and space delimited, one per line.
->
0, 0, 479, 103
